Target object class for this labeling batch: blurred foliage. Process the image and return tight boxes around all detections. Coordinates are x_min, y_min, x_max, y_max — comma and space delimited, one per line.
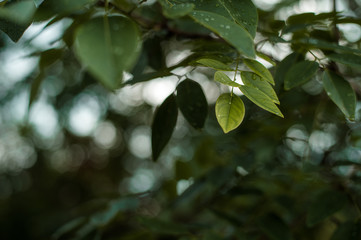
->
0, 0, 361, 239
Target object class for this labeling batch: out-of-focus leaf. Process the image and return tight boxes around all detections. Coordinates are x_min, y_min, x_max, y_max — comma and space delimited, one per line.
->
176, 79, 208, 129
243, 59, 274, 85
214, 71, 242, 87
306, 189, 348, 227
215, 93, 245, 133
322, 70, 356, 120
0, 0, 36, 24
217, 0, 258, 38
258, 213, 292, 240
331, 220, 361, 240
0, 19, 28, 42
196, 58, 233, 71
239, 85, 283, 117
36, 0, 96, 20
158, 0, 194, 19
74, 16, 141, 90
241, 71, 279, 104
138, 217, 189, 235
296, 38, 361, 55
190, 10, 255, 58
274, 52, 299, 87
39, 48, 63, 68
52, 217, 87, 239
327, 53, 361, 68
284, 60, 319, 90
257, 52, 276, 66
152, 94, 178, 161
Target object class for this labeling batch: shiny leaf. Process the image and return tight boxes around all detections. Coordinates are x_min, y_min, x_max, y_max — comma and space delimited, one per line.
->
152, 94, 178, 161
214, 71, 242, 87
243, 59, 274, 85
284, 60, 319, 90
322, 70, 356, 120
215, 93, 245, 133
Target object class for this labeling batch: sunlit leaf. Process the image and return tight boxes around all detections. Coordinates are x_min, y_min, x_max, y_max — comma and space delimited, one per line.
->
74, 16, 141, 90
215, 93, 245, 133
258, 213, 292, 240
176, 79, 208, 129
241, 71, 279, 104
152, 94, 178, 161
243, 59, 274, 85
158, 0, 194, 19
190, 10, 255, 58
322, 70, 356, 120
196, 58, 233, 71
239, 85, 284, 117
306, 189, 348, 227
327, 53, 361, 68
284, 60, 319, 90
214, 71, 242, 87
217, 0, 258, 38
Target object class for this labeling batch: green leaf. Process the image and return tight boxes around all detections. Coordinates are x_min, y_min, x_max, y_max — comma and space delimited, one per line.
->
214, 71, 242, 87
158, 0, 194, 19
331, 220, 361, 240
0, 0, 36, 24
239, 85, 284, 118
327, 53, 361, 68
284, 60, 319, 90
215, 93, 245, 133
176, 79, 208, 129
37, 0, 96, 17
189, 10, 255, 58
217, 0, 258, 38
296, 38, 361, 55
74, 16, 141, 90
243, 59, 274, 85
306, 189, 348, 227
196, 58, 233, 71
0, 19, 28, 42
257, 52, 276, 66
274, 52, 299, 85
241, 71, 279, 104
152, 94, 178, 161
322, 70, 356, 120
258, 213, 292, 240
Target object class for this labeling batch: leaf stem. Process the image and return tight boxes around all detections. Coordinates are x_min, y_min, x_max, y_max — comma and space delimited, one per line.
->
231, 55, 240, 96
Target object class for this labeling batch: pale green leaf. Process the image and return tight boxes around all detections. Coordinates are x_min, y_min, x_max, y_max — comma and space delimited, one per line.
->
190, 10, 255, 58
322, 70, 356, 120
217, 0, 258, 38
158, 0, 194, 19
257, 52, 276, 66
284, 60, 319, 90
196, 58, 233, 71
239, 85, 284, 117
244, 59, 274, 85
215, 93, 245, 133
74, 16, 141, 90
241, 71, 279, 104
214, 71, 242, 87
0, 0, 36, 24
327, 53, 361, 68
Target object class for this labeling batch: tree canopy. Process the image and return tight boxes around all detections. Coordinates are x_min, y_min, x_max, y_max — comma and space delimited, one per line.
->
1, 0, 361, 239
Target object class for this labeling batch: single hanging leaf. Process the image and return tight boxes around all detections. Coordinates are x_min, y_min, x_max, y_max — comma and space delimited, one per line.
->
239, 85, 284, 118
306, 189, 348, 227
158, 0, 195, 19
196, 58, 233, 71
217, 0, 258, 38
258, 213, 292, 240
189, 10, 255, 58
326, 53, 361, 68
152, 94, 178, 161
322, 70, 356, 120
284, 60, 319, 90
74, 16, 141, 90
243, 59, 274, 85
241, 71, 279, 104
215, 93, 245, 133
214, 71, 242, 87
176, 79, 208, 129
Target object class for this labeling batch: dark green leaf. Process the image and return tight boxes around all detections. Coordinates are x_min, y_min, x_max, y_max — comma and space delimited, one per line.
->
176, 79, 208, 129
36, 0, 96, 20
258, 213, 292, 240
158, 0, 195, 19
196, 58, 233, 71
327, 53, 361, 68
215, 93, 245, 133
239, 85, 284, 117
274, 52, 299, 86
74, 16, 141, 90
0, 0, 36, 24
214, 71, 242, 87
0, 19, 28, 42
284, 60, 319, 90
243, 59, 274, 85
189, 10, 255, 58
139, 217, 189, 235
152, 94, 178, 161
296, 38, 361, 55
322, 70, 356, 120
306, 189, 348, 227
217, 0, 258, 38
331, 220, 361, 240
241, 71, 279, 104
